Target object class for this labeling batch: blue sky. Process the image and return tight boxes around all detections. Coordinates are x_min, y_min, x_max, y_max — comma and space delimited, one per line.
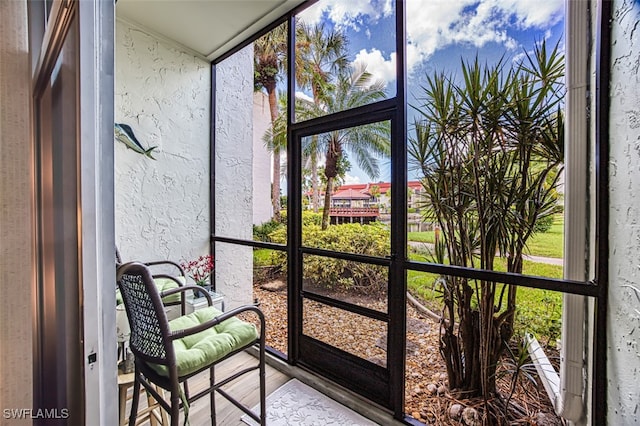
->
296, 0, 565, 184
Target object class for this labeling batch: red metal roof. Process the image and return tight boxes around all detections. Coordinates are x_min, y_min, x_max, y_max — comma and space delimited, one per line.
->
312, 180, 423, 198
331, 188, 372, 200
333, 180, 422, 194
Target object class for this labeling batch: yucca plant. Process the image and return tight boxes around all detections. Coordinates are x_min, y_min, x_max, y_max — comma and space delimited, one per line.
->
409, 40, 564, 416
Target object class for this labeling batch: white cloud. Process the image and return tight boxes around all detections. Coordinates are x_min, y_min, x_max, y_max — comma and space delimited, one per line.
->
298, 0, 392, 30
295, 91, 314, 103
299, 0, 564, 76
405, 43, 423, 76
511, 50, 528, 65
405, 0, 563, 61
352, 44, 424, 85
492, 0, 564, 28
343, 173, 361, 185
354, 49, 396, 85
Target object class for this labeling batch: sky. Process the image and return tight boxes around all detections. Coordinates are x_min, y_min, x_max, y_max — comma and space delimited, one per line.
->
294, 0, 565, 185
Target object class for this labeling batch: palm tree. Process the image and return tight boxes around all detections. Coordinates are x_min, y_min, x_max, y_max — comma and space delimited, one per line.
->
296, 23, 349, 212
297, 22, 349, 105
268, 64, 390, 229
310, 64, 390, 229
254, 24, 288, 221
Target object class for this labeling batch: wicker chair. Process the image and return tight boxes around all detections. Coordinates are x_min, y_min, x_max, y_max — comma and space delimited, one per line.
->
116, 262, 266, 426
116, 247, 187, 314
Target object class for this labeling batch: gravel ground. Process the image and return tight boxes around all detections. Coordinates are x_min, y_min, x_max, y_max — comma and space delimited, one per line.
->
253, 280, 563, 425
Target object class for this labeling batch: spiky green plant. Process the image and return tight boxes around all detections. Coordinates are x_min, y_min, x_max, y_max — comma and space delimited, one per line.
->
409, 41, 564, 408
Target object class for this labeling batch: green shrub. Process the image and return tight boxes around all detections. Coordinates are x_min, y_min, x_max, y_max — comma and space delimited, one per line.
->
533, 214, 554, 233
269, 222, 390, 293
302, 211, 323, 226
513, 288, 562, 347
275, 210, 323, 227
277, 210, 287, 224
253, 220, 284, 242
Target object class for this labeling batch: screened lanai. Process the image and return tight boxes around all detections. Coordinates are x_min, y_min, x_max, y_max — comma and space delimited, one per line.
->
111, 0, 611, 424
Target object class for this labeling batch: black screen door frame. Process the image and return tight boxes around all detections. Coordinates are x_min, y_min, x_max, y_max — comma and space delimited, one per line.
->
287, 100, 407, 411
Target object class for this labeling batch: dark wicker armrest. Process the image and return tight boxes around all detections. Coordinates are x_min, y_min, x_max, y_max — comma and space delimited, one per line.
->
155, 278, 195, 315
169, 305, 265, 340
153, 273, 186, 287
159, 284, 212, 302
145, 260, 186, 278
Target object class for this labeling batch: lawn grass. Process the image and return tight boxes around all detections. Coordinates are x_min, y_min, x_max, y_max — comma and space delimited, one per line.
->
253, 248, 281, 267
407, 230, 436, 243
407, 214, 565, 259
407, 252, 563, 344
525, 215, 564, 258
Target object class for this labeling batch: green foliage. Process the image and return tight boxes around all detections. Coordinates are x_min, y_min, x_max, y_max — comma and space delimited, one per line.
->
407, 231, 436, 243
533, 214, 554, 233
277, 210, 287, 224
253, 24, 287, 92
526, 216, 564, 258
408, 40, 565, 397
269, 223, 389, 293
513, 288, 562, 347
253, 248, 281, 267
293, 64, 391, 229
409, 217, 564, 258
253, 220, 284, 242
302, 211, 323, 226
407, 252, 563, 344
275, 210, 322, 227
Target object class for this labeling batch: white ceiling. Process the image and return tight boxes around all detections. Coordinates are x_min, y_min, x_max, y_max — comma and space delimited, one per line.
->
116, 0, 307, 61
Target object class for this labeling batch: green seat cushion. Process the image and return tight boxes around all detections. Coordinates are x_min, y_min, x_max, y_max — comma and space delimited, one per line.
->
116, 276, 185, 305
154, 276, 185, 304
150, 307, 258, 377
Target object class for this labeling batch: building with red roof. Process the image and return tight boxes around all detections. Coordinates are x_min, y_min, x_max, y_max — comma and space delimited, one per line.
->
322, 180, 428, 227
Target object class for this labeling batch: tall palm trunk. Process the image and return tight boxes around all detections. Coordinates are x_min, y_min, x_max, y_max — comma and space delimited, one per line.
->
321, 176, 334, 230
321, 138, 341, 230
267, 85, 281, 221
311, 153, 320, 212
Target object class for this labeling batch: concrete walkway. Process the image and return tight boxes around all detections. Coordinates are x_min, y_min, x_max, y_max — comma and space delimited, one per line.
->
408, 241, 564, 266
522, 254, 563, 266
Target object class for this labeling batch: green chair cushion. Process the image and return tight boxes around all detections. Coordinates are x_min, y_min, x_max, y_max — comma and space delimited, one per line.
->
116, 276, 185, 305
154, 276, 185, 304
150, 307, 258, 377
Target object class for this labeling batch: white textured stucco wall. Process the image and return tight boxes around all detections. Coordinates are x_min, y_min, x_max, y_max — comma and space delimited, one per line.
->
215, 45, 255, 308
115, 19, 211, 266
253, 91, 274, 225
608, 1, 640, 423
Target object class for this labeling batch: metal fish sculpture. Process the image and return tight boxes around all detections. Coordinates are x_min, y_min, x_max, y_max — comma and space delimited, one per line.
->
114, 123, 157, 159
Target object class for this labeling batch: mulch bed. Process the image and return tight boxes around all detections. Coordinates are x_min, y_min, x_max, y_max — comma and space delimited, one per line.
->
253, 279, 564, 425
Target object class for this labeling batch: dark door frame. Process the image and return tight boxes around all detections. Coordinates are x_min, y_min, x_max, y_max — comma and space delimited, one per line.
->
31, 1, 83, 423
287, 101, 406, 410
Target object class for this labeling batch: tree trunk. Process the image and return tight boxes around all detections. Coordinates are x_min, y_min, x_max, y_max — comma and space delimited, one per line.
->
267, 86, 281, 221
272, 153, 281, 221
457, 282, 484, 396
311, 150, 319, 213
321, 140, 341, 230
321, 176, 333, 230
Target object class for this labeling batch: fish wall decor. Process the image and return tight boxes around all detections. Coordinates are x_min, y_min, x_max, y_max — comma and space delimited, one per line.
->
114, 123, 157, 159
